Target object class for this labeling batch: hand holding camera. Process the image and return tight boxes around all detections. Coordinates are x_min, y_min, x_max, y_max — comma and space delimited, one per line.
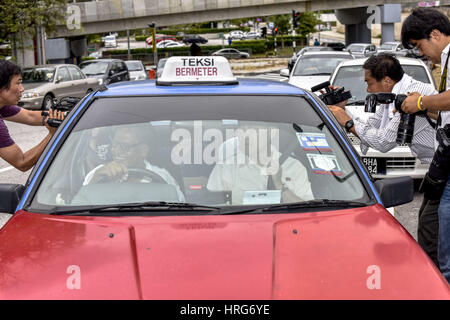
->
41, 96, 81, 128
311, 81, 352, 106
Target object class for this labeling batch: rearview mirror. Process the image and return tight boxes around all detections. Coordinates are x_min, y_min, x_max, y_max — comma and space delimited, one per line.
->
280, 69, 290, 77
0, 184, 25, 214
374, 177, 414, 208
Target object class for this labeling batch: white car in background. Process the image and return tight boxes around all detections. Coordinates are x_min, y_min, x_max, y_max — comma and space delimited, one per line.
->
103, 35, 118, 48
329, 57, 436, 179
281, 51, 354, 90
124, 60, 148, 81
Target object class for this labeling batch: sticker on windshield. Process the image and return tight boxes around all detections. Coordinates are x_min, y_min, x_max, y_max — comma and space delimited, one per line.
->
297, 132, 331, 152
306, 153, 342, 176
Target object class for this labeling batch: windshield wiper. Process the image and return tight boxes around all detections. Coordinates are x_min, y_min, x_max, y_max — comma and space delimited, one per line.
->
49, 202, 221, 215
214, 199, 367, 215
346, 100, 366, 106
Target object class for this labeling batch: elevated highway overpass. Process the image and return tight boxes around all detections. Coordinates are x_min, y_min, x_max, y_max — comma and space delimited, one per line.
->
58, 0, 449, 37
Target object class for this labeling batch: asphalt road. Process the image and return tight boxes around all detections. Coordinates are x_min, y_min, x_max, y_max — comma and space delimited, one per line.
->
0, 100, 423, 240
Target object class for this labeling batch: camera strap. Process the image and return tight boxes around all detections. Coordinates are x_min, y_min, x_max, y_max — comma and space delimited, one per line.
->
437, 51, 450, 128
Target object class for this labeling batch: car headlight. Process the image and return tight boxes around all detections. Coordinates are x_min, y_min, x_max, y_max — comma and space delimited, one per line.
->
22, 91, 40, 99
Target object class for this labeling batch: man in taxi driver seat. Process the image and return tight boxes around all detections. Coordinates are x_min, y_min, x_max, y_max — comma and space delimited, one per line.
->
83, 124, 185, 201
206, 124, 314, 205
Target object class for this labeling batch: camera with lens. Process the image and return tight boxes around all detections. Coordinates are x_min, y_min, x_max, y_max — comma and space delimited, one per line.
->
364, 92, 426, 145
41, 96, 81, 127
311, 81, 352, 105
419, 124, 450, 200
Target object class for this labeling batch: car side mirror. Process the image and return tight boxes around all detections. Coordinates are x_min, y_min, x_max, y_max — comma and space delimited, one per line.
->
0, 184, 25, 215
110, 70, 116, 76
55, 76, 62, 83
374, 176, 414, 208
280, 68, 290, 77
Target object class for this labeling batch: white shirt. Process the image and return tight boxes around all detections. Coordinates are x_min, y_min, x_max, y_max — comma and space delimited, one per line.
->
438, 43, 450, 147
83, 160, 185, 201
207, 140, 314, 205
346, 73, 437, 164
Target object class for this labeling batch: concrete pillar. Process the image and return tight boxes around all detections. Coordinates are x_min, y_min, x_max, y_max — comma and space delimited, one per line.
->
345, 24, 371, 46
335, 4, 401, 46
381, 23, 395, 44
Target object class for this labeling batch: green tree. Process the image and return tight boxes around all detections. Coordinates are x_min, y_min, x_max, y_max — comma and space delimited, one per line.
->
273, 14, 290, 35
296, 11, 321, 38
0, 0, 68, 44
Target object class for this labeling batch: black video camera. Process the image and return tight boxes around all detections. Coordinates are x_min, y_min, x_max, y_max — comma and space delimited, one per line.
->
311, 81, 352, 105
41, 96, 81, 128
419, 124, 450, 200
364, 92, 426, 145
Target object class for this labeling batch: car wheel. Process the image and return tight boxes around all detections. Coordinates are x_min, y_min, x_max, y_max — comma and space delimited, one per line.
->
42, 94, 54, 111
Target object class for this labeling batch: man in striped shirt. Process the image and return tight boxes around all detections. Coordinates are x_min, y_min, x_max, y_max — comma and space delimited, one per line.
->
328, 53, 439, 267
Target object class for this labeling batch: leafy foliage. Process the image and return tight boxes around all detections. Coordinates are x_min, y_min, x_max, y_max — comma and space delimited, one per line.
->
0, 0, 68, 42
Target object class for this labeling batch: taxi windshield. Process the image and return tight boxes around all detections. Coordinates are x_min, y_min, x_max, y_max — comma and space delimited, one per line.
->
31, 95, 371, 214
292, 55, 353, 76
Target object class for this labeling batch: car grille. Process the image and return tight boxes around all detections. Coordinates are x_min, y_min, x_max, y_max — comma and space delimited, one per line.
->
386, 157, 416, 170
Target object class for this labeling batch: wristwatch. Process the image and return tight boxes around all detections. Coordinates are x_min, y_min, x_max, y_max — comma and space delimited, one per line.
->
344, 119, 354, 132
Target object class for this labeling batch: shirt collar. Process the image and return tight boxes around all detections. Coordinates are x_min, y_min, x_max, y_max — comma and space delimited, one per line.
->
441, 43, 450, 62
391, 73, 411, 95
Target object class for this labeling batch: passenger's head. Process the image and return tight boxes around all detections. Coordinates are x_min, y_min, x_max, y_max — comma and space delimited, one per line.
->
111, 125, 149, 166
362, 53, 404, 93
401, 8, 450, 64
0, 60, 23, 107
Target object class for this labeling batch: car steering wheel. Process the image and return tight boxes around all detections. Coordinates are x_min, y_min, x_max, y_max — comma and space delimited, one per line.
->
127, 168, 168, 184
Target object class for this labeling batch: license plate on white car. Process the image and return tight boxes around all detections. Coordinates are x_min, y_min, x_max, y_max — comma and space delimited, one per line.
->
362, 157, 386, 175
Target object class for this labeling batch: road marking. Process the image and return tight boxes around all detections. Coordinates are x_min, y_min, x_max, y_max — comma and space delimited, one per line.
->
0, 166, 14, 173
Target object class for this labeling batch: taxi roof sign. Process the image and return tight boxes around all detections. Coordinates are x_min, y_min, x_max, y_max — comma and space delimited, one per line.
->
156, 56, 238, 86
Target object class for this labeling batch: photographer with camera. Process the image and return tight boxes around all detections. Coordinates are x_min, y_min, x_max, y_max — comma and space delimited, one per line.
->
400, 7, 450, 283
0, 60, 64, 172
327, 53, 439, 267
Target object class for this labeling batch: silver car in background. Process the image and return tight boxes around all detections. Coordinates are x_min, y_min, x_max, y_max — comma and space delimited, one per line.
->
124, 60, 148, 81
329, 57, 435, 179
19, 64, 100, 110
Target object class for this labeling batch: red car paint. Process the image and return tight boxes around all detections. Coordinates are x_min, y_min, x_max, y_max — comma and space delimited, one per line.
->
0, 204, 448, 299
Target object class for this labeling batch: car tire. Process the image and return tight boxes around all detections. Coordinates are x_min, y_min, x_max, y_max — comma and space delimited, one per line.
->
42, 94, 54, 111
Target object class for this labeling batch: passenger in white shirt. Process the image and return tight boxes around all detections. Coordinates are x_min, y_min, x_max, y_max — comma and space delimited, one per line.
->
207, 129, 314, 205
83, 125, 185, 202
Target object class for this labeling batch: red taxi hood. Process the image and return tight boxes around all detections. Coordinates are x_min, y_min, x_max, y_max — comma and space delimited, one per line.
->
0, 205, 449, 299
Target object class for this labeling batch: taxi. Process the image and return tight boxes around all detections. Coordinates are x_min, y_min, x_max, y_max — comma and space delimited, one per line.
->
0, 57, 448, 299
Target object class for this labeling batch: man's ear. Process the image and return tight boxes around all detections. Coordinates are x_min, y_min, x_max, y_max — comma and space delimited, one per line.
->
430, 29, 442, 40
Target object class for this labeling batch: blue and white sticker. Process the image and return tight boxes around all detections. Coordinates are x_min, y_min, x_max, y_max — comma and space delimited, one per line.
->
297, 132, 331, 152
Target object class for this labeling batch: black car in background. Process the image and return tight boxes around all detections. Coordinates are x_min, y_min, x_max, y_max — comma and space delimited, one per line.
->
79, 59, 130, 86
321, 42, 346, 51
182, 34, 208, 44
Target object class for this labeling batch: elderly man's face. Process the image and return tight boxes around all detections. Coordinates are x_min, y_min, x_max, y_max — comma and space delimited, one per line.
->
111, 128, 146, 166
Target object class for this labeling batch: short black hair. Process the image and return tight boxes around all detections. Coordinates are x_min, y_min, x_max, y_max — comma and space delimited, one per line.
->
401, 8, 450, 49
362, 53, 404, 83
0, 60, 22, 90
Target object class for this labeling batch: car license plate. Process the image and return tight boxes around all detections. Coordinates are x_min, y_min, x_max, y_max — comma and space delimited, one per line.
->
362, 157, 386, 175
